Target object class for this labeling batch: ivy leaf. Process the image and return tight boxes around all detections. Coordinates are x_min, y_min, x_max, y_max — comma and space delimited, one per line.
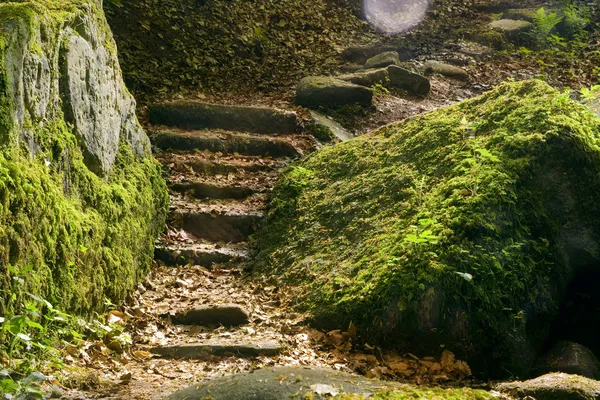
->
454, 271, 473, 282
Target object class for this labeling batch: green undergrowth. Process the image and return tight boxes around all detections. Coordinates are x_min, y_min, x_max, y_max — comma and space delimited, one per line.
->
103, 0, 372, 97
253, 80, 600, 377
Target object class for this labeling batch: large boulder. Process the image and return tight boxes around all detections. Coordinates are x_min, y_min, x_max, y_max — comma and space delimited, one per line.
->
253, 80, 600, 378
295, 76, 373, 109
168, 367, 495, 400
0, 1, 168, 314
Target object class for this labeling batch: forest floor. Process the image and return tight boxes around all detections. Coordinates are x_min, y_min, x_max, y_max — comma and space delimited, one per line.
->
54, 0, 600, 398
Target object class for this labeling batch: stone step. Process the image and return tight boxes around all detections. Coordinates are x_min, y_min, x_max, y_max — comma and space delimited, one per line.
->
151, 340, 281, 359
154, 242, 249, 266
148, 102, 299, 134
172, 304, 250, 326
156, 151, 284, 176
150, 129, 305, 158
169, 179, 259, 200
169, 207, 262, 243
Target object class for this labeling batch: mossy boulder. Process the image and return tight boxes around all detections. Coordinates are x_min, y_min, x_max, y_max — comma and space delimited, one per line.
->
0, 0, 168, 315
253, 80, 600, 378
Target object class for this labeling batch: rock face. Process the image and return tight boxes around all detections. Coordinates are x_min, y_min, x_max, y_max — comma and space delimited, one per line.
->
496, 373, 600, 400
295, 76, 373, 109
532, 342, 600, 380
254, 80, 600, 378
0, 0, 168, 314
168, 367, 494, 400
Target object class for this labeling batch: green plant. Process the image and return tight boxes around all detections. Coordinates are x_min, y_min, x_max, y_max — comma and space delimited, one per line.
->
530, 7, 563, 46
371, 83, 390, 96
581, 85, 600, 115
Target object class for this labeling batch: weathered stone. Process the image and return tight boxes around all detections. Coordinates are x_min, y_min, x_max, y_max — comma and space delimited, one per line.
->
56, 6, 150, 176
175, 304, 250, 326
171, 209, 262, 243
364, 51, 400, 69
387, 65, 430, 95
489, 19, 533, 41
151, 340, 281, 359
424, 60, 469, 80
148, 102, 299, 134
496, 373, 600, 400
338, 67, 390, 88
295, 76, 373, 109
309, 111, 353, 142
168, 367, 494, 400
532, 341, 600, 380
503, 8, 541, 22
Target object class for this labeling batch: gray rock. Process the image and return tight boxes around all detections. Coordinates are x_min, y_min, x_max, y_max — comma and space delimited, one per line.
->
175, 304, 250, 326
532, 341, 600, 379
295, 76, 373, 109
364, 51, 401, 69
489, 19, 534, 41
50, 384, 64, 398
387, 65, 430, 96
309, 111, 353, 142
424, 60, 469, 80
151, 340, 281, 359
339, 66, 429, 96
503, 8, 541, 22
338, 67, 390, 88
496, 373, 600, 400
168, 367, 401, 400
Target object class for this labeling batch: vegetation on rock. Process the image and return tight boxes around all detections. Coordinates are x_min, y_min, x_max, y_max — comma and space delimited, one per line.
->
253, 79, 600, 378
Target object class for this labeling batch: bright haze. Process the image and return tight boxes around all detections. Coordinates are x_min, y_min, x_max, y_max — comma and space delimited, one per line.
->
363, 0, 430, 33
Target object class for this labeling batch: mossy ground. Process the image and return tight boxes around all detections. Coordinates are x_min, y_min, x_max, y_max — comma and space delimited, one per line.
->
253, 80, 600, 377
336, 387, 494, 400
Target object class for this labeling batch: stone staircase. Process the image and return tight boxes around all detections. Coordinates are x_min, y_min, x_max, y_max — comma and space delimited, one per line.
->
145, 101, 315, 360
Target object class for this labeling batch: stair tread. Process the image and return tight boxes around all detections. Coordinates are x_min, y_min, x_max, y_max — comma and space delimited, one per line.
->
150, 340, 281, 358
149, 127, 314, 158
169, 196, 265, 217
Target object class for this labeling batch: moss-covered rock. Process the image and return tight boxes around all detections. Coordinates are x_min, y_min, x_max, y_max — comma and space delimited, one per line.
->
496, 373, 600, 400
0, 0, 168, 316
253, 80, 600, 378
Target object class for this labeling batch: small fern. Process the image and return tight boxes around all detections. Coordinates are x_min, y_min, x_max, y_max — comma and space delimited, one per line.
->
531, 7, 562, 44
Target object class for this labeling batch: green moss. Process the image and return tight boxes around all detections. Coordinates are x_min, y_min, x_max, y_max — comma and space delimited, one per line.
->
253, 80, 600, 377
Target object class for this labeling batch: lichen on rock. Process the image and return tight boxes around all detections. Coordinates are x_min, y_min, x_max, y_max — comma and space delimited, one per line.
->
0, 0, 168, 315
253, 80, 600, 378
